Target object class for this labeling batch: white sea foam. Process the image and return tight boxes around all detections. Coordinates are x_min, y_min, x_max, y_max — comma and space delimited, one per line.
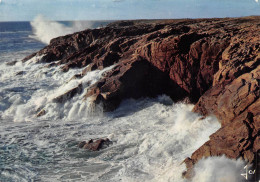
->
0, 53, 115, 122
0, 51, 246, 181
192, 156, 245, 182
30, 15, 94, 44
107, 99, 221, 182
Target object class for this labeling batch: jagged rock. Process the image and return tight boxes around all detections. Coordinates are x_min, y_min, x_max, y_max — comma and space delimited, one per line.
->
22, 17, 260, 179
78, 138, 112, 151
15, 71, 25, 76
36, 109, 46, 117
182, 18, 260, 178
52, 84, 83, 103
183, 67, 260, 178
22, 52, 37, 63
84, 57, 187, 111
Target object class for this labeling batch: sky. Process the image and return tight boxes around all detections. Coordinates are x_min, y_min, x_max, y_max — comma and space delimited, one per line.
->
0, 0, 259, 21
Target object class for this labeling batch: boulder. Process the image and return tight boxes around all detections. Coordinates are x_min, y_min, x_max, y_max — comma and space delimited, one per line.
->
36, 109, 46, 117
6, 60, 18, 66
78, 138, 112, 151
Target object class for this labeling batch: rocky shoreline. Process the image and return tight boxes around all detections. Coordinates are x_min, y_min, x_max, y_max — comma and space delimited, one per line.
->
22, 16, 259, 179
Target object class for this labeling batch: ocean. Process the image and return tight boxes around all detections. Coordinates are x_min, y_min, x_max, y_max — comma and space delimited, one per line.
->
0, 20, 244, 182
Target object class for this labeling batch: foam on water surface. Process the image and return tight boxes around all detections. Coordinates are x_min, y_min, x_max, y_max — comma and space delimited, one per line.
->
0, 92, 221, 181
0, 22, 247, 182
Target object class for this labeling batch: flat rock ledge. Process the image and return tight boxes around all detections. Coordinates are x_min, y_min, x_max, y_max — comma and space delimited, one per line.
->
22, 17, 260, 179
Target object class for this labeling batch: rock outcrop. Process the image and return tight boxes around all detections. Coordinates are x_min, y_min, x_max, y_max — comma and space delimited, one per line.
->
183, 22, 260, 178
52, 84, 83, 103
78, 138, 112, 151
23, 17, 260, 179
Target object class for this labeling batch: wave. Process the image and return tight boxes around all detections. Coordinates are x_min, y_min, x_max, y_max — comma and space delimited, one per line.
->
30, 15, 94, 44
0, 53, 247, 181
192, 156, 245, 182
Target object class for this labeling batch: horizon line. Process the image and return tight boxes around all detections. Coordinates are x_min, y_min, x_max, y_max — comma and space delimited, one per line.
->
0, 15, 259, 23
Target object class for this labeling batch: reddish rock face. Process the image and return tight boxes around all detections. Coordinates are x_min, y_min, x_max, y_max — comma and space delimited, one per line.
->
183, 18, 260, 178
84, 57, 188, 111
23, 18, 235, 106
23, 17, 260, 179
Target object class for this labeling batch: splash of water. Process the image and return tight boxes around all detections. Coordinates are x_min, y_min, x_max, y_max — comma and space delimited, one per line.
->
192, 156, 245, 182
30, 15, 94, 44
0, 53, 246, 181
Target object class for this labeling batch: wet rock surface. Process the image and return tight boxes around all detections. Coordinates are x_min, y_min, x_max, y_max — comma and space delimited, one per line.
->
36, 109, 46, 117
52, 84, 83, 103
182, 18, 260, 178
78, 138, 112, 151
23, 17, 260, 179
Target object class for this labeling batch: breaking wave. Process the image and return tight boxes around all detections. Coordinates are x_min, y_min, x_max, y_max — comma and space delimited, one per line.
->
30, 15, 94, 44
0, 29, 248, 181
192, 156, 245, 182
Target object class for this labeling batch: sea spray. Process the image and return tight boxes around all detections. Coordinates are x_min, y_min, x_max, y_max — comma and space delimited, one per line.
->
0, 54, 115, 121
0, 24, 248, 181
0, 54, 246, 181
30, 15, 94, 44
192, 156, 245, 182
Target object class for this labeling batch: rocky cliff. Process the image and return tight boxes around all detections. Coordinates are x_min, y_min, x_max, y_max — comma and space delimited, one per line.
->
23, 17, 260, 179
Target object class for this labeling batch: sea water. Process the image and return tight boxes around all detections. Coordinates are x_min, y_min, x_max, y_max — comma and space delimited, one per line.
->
0, 19, 245, 182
